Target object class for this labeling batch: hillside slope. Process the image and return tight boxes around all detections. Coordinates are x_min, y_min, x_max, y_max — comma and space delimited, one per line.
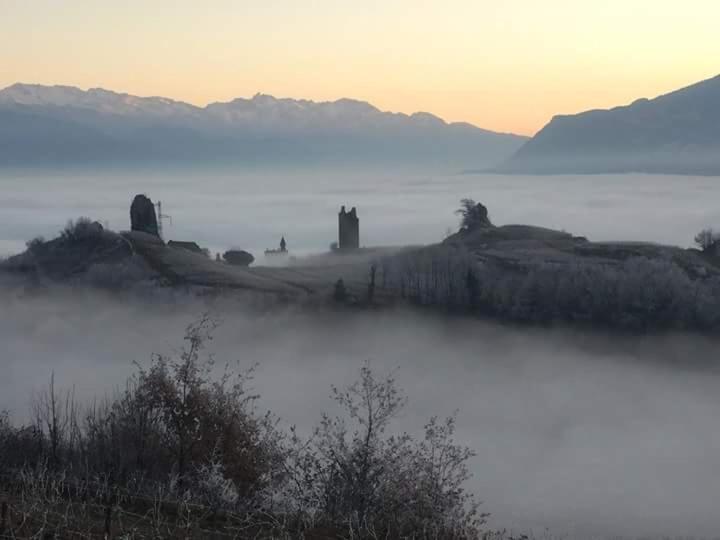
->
499, 74, 720, 175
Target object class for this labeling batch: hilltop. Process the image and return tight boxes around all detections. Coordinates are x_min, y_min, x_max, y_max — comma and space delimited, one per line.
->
4, 197, 720, 333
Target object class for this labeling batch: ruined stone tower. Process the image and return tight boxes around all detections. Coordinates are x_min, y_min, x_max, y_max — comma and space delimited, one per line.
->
338, 206, 359, 250
130, 194, 159, 237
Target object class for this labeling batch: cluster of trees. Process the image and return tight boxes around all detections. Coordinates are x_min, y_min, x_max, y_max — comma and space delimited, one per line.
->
695, 228, 720, 254
0, 316, 483, 538
455, 199, 492, 231
377, 245, 720, 331
4, 216, 160, 292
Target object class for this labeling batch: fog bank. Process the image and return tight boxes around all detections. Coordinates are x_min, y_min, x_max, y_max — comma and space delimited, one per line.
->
2, 168, 720, 260
2, 287, 720, 538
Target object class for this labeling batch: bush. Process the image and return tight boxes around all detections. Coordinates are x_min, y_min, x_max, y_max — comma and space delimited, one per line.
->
59, 216, 104, 244
283, 363, 485, 538
0, 319, 484, 538
25, 235, 46, 254
694, 228, 719, 253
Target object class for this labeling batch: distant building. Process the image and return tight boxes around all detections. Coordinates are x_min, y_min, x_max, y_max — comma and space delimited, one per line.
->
167, 240, 203, 254
265, 236, 289, 256
338, 206, 359, 250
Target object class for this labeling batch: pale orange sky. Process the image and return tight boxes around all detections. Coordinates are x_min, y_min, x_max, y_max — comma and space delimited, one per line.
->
1, 0, 718, 135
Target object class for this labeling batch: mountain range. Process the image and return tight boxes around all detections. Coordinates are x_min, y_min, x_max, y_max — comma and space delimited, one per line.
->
0, 83, 527, 169
500, 74, 720, 175
5, 76, 719, 175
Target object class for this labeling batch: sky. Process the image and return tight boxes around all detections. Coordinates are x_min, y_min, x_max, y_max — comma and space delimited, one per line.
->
1, 0, 719, 135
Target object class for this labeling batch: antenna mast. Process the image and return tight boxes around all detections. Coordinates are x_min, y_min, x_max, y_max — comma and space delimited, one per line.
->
155, 200, 172, 240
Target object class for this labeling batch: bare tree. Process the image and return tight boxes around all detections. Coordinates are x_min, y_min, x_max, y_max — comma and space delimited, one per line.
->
31, 373, 79, 470
695, 228, 719, 253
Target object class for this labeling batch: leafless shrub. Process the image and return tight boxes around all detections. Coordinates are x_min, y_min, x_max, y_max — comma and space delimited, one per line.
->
30, 372, 81, 471
193, 453, 240, 510
0, 319, 485, 538
71, 314, 284, 512
283, 363, 485, 538
694, 228, 720, 253
136, 316, 282, 497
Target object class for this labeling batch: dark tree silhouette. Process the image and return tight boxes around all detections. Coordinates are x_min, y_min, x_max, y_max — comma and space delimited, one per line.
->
455, 199, 492, 231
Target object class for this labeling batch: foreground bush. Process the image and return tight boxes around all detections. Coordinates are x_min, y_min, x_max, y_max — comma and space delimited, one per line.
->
0, 317, 484, 539
283, 364, 485, 538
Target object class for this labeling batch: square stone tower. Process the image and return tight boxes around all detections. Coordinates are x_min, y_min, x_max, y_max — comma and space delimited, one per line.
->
338, 206, 359, 250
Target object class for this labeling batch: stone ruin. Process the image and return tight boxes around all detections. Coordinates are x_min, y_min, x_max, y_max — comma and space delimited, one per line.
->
338, 206, 359, 250
130, 194, 159, 237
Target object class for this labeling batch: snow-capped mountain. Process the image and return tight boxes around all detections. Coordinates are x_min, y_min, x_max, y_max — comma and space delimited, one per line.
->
0, 83, 201, 117
0, 83, 527, 168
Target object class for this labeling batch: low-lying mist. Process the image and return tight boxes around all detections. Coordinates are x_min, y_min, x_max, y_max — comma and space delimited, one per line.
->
3, 168, 720, 260
2, 286, 720, 538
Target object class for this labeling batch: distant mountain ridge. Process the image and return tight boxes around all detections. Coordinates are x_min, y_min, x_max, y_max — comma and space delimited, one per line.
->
499, 74, 720, 175
0, 83, 527, 169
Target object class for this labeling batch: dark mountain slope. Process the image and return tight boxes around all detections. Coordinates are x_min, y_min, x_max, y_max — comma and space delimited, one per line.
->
500, 74, 720, 175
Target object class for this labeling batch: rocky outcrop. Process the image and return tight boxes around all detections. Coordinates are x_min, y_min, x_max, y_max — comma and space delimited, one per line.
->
130, 195, 159, 237
223, 250, 255, 267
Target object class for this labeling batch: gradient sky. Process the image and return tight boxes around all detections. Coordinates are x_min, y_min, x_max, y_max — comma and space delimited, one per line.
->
2, 0, 719, 135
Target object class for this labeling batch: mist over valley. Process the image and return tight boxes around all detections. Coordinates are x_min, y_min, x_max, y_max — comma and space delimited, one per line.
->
3, 287, 720, 538
2, 165, 720, 537
3, 11, 720, 534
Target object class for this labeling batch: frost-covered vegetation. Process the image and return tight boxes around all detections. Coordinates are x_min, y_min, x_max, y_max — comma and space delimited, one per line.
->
378, 245, 720, 331
695, 227, 720, 254
0, 317, 482, 539
2, 216, 159, 291
5, 207, 720, 332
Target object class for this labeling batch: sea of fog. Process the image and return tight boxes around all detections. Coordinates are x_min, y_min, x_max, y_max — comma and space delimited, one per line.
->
1, 166, 720, 259
3, 166, 720, 538
2, 290, 720, 538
